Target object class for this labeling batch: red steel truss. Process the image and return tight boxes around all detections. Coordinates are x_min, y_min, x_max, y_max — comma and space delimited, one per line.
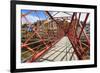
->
21, 11, 90, 62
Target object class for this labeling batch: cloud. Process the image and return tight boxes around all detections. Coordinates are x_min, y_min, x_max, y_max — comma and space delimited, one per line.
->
22, 15, 39, 24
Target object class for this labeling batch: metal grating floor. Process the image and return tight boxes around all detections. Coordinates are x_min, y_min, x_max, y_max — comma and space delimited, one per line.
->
36, 36, 78, 62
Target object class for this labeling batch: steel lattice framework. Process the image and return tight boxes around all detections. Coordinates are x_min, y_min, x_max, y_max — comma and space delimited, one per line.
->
21, 10, 90, 63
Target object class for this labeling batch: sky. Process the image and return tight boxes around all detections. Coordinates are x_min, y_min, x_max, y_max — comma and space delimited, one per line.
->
21, 10, 48, 24
21, 10, 90, 24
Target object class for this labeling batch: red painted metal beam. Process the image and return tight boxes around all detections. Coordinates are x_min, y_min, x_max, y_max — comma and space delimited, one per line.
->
66, 13, 76, 34
66, 13, 84, 60
22, 45, 35, 53
78, 13, 89, 39
24, 33, 36, 44
66, 13, 90, 60
33, 28, 49, 48
79, 22, 90, 46
27, 46, 50, 62
45, 11, 65, 36
21, 10, 33, 17
78, 13, 90, 46
27, 37, 62, 62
